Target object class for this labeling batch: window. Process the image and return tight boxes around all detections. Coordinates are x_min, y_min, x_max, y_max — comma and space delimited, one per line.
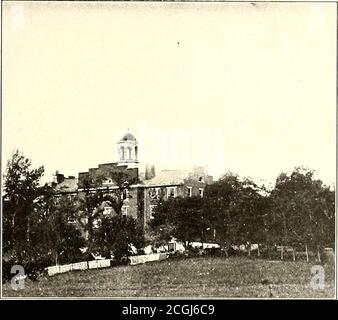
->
167, 187, 177, 198
199, 188, 204, 197
122, 189, 129, 201
103, 178, 113, 185
121, 205, 129, 217
149, 188, 160, 200
93, 219, 99, 229
187, 186, 192, 197
168, 242, 176, 252
68, 216, 76, 224
149, 205, 156, 219
103, 206, 112, 215
120, 146, 125, 160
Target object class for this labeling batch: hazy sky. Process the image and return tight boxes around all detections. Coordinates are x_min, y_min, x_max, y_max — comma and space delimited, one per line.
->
2, 2, 336, 187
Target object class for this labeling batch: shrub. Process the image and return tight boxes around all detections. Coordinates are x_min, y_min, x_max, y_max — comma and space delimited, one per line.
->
204, 247, 222, 257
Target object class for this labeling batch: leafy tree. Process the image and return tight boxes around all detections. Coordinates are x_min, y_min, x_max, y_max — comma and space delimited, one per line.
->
150, 196, 208, 248
102, 171, 136, 215
76, 170, 141, 258
77, 171, 135, 250
270, 167, 335, 251
3, 150, 44, 253
3, 152, 86, 281
202, 173, 243, 248
204, 173, 271, 253
42, 194, 85, 265
76, 174, 107, 250
93, 215, 145, 261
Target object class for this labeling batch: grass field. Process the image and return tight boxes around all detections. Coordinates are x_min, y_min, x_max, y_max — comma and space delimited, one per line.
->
2, 256, 335, 298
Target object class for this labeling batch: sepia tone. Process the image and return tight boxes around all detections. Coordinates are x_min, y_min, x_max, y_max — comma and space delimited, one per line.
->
1, 1, 336, 299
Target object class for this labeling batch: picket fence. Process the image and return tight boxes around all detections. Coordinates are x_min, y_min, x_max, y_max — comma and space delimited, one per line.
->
46, 259, 111, 276
129, 253, 168, 266
46, 253, 168, 276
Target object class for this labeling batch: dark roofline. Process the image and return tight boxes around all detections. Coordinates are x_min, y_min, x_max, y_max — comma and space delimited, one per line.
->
98, 162, 118, 166
135, 183, 183, 188
54, 190, 78, 196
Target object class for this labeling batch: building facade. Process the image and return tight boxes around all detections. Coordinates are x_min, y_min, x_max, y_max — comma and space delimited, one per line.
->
53, 132, 213, 229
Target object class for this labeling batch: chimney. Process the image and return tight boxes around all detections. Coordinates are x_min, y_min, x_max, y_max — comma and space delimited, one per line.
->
145, 164, 155, 180
55, 171, 65, 184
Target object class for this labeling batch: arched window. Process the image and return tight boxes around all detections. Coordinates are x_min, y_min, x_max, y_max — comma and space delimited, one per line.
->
128, 147, 132, 160
120, 146, 125, 160
135, 146, 138, 160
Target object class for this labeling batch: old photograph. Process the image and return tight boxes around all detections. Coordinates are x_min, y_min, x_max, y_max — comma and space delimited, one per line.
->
1, 1, 336, 299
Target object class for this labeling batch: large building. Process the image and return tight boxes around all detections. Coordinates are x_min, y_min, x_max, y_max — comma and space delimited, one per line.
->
53, 132, 213, 229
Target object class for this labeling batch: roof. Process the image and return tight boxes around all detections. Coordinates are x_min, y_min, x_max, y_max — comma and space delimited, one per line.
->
119, 132, 137, 142
140, 169, 189, 187
54, 178, 78, 193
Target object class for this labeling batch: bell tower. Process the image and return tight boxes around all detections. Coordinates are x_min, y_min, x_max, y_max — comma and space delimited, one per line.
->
117, 131, 139, 169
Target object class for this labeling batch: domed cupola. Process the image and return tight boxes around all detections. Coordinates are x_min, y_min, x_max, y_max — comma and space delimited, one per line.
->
119, 132, 137, 143
117, 130, 138, 168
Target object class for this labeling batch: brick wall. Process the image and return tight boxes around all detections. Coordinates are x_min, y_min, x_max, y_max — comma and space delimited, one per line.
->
124, 187, 138, 220
78, 162, 138, 188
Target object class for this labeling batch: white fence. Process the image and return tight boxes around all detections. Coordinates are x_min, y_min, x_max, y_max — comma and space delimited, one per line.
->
46, 253, 169, 276
88, 259, 111, 269
72, 261, 88, 271
46, 259, 112, 276
129, 253, 168, 266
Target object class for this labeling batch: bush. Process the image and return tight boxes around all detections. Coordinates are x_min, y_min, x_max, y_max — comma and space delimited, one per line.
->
2, 259, 14, 283
204, 247, 222, 257
2, 254, 53, 283
183, 247, 200, 257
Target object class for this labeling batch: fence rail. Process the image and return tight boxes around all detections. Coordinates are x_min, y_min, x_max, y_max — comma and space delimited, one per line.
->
46, 253, 169, 276
46, 259, 113, 276
129, 253, 168, 266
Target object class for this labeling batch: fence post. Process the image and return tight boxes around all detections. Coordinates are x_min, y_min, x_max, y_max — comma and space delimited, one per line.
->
305, 244, 309, 262
317, 246, 321, 263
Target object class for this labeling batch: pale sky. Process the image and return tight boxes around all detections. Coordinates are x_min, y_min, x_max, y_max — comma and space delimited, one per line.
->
2, 1, 337, 187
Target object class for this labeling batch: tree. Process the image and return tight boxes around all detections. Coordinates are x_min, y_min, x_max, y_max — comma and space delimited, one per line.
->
150, 196, 208, 248
77, 170, 136, 248
202, 173, 243, 248
42, 194, 85, 265
93, 215, 145, 262
76, 169, 141, 258
3, 150, 44, 253
224, 178, 271, 254
76, 173, 109, 251
102, 171, 136, 215
2, 151, 86, 280
204, 173, 271, 253
5, 184, 85, 272
270, 167, 335, 252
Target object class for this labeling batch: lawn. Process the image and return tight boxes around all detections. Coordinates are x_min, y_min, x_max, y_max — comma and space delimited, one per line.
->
2, 256, 335, 298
